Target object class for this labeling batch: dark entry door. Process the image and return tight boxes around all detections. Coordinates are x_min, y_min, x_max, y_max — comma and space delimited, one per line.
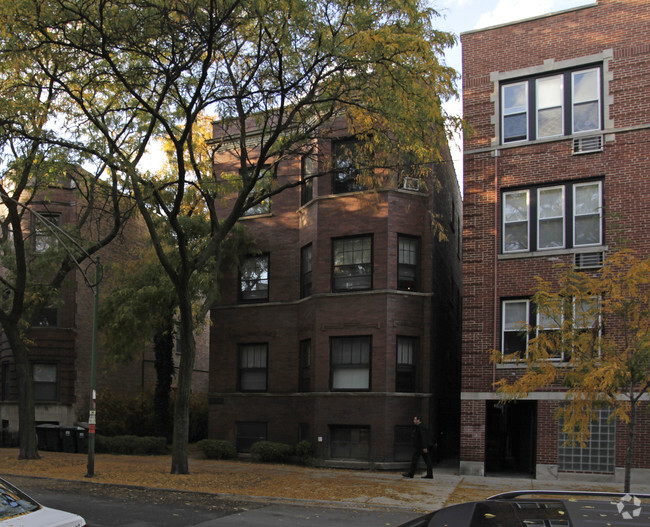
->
485, 401, 536, 476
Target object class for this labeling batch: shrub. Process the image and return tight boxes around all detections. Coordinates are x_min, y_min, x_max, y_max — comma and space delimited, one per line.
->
294, 440, 315, 465
96, 434, 167, 455
196, 439, 237, 460
250, 441, 294, 463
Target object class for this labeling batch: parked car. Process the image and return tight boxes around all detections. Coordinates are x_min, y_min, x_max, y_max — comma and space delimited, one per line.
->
0, 476, 85, 527
398, 490, 650, 527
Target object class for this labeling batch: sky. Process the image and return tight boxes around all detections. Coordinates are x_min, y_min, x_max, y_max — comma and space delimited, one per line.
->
436, 0, 595, 186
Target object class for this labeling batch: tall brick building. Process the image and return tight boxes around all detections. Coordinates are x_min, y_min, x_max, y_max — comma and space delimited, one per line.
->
0, 177, 209, 443
461, 0, 650, 482
209, 117, 462, 465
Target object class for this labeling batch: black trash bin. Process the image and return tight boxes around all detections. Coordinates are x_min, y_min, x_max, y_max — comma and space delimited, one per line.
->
36, 424, 62, 451
75, 425, 88, 454
60, 427, 77, 453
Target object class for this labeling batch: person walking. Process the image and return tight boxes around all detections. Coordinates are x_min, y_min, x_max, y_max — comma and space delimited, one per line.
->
402, 416, 433, 479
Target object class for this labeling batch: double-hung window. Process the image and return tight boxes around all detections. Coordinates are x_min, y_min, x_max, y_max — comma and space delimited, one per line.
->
238, 344, 268, 392
573, 296, 601, 356
300, 244, 312, 298
330, 336, 371, 391
33, 363, 57, 401
243, 167, 273, 216
396, 336, 417, 392
34, 214, 60, 252
332, 235, 372, 292
301, 154, 314, 205
501, 66, 601, 143
536, 300, 565, 361
502, 299, 529, 359
239, 254, 269, 302
332, 139, 366, 194
502, 180, 602, 254
397, 235, 420, 291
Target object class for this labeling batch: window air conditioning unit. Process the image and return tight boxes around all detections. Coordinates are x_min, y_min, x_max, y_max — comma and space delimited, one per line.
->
573, 135, 603, 154
574, 251, 604, 270
402, 177, 420, 191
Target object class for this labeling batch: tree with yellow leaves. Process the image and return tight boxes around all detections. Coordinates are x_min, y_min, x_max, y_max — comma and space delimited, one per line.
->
491, 249, 650, 492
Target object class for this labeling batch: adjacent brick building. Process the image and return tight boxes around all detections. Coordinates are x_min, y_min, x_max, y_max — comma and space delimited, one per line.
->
461, 0, 650, 482
209, 117, 462, 466
0, 176, 209, 443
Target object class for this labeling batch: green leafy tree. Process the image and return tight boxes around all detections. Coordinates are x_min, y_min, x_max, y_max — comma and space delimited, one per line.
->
491, 250, 650, 492
0, 60, 130, 458
3, 0, 459, 473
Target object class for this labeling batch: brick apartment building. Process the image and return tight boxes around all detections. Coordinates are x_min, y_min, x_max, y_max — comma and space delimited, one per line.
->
0, 176, 209, 443
209, 117, 462, 466
461, 0, 650, 482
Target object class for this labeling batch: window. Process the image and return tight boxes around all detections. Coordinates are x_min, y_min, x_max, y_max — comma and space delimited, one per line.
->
238, 344, 268, 392
330, 336, 371, 391
31, 306, 59, 327
243, 167, 272, 216
299, 340, 311, 392
34, 214, 60, 252
239, 254, 269, 302
397, 235, 420, 291
502, 300, 529, 359
236, 421, 267, 453
301, 154, 314, 205
394, 426, 413, 462
558, 406, 614, 473
503, 190, 529, 252
396, 336, 417, 392
573, 296, 601, 355
33, 363, 57, 401
330, 425, 370, 460
501, 66, 601, 143
332, 139, 366, 194
332, 235, 372, 292
300, 244, 312, 298
502, 181, 602, 254
536, 300, 565, 361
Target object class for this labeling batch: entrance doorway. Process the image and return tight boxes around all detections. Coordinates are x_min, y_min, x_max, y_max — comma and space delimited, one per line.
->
485, 401, 536, 476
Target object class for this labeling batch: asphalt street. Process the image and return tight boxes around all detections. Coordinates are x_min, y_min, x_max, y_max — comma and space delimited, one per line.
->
20, 477, 420, 527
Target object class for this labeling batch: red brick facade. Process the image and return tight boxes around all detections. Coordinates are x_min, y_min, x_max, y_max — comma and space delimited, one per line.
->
209, 118, 462, 465
461, 0, 650, 482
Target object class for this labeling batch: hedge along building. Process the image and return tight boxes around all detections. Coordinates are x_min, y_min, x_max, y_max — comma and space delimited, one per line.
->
460, 0, 650, 482
208, 116, 462, 466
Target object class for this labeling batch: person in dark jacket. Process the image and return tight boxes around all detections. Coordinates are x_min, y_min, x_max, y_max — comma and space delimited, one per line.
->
402, 416, 433, 479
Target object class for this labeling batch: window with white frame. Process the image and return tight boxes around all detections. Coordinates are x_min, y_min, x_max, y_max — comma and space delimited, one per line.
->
330, 336, 371, 391
238, 344, 268, 392
573, 296, 601, 356
502, 180, 602, 254
536, 299, 565, 361
501, 66, 601, 143
239, 254, 269, 302
502, 300, 529, 359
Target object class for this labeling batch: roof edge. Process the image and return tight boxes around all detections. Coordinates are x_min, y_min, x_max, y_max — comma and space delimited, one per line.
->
460, 2, 597, 36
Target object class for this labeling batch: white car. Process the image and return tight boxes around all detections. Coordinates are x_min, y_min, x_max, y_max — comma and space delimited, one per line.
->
0, 477, 85, 527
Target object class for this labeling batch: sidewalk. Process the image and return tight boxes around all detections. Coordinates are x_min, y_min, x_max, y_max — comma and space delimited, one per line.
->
0, 448, 647, 512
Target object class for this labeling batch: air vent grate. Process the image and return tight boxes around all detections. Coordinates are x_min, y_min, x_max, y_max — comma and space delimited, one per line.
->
574, 251, 604, 270
573, 135, 603, 154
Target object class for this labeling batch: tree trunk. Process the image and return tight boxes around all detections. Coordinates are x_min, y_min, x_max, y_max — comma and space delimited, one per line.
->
153, 327, 174, 441
624, 401, 637, 494
170, 290, 196, 474
5, 325, 39, 459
